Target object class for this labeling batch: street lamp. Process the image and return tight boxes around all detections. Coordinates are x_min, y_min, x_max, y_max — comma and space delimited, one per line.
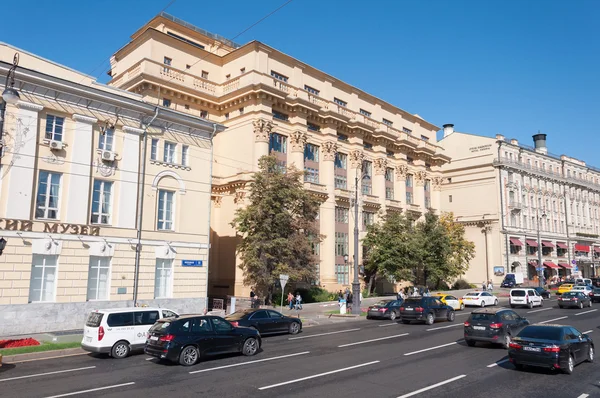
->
351, 163, 370, 315
536, 210, 547, 288
343, 254, 349, 264
1, 53, 20, 144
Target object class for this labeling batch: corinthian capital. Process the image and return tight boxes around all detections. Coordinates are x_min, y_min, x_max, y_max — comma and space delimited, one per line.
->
395, 165, 409, 180
322, 141, 338, 161
432, 176, 444, 191
289, 131, 307, 152
415, 171, 428, 186
374, 157, 388, 175
253, 118, 273, 143
349, 149, 364, 168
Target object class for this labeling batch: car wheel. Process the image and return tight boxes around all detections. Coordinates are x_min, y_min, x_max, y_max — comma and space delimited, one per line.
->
466, 339, 476, 347
502, 334, 511, 349
178, 346, 199, 366
110, 341, 130, 359
528, 301, 533, 309
447, 311, 455, 322
480, 301, 486, 308
366, 316, 372, 320
289, 322, 300, 335
579, 301, 584, 309
510, 305, 516, 309
425, 313, 434, 325
401, 319, 411, 324
242, 337, 259, 356
460, 303, 465, 311
559, 305, 564, 309
540, 300, 543, 307
389, 311, 397, 321
587, 345, 595, 363
563, 354, 574, 374
494, 299, 498, 306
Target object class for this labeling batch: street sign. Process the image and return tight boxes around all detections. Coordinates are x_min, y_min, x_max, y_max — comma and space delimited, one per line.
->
536, 267, 543, 272
279, 274, 289, 289
182, 260, 203, 267
572, 260, 576, 265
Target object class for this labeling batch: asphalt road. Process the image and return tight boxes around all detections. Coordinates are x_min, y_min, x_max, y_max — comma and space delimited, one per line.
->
1, 297, 599, 398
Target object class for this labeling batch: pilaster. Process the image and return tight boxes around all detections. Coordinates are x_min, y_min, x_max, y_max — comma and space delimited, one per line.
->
252, 118, 272, 170
320, 140, 337, 286
289, 130, 306, 170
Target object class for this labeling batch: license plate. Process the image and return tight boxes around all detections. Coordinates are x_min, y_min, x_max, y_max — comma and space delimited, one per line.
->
150, 336, 158, 341
523, 346, 541, 352
85, 337, 92, 343
405, 308, 413, 311
473, 326, 485, 331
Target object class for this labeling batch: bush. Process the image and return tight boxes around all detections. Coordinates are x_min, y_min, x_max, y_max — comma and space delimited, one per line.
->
452, 279, 472, 290
293, 287, 337, 303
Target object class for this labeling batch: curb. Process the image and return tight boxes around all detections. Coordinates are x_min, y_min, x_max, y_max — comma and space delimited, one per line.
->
2, 347, 86, 363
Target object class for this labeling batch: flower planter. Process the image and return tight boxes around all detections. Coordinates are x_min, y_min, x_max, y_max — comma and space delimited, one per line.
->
0, 338, 40, 349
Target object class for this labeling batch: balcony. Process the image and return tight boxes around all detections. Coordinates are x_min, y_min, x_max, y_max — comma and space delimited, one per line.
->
508, 200, 522, 211
386, 198, 402, 209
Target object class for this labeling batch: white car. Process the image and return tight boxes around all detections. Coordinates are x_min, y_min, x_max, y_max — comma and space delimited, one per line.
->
571, 285, 593, 296
509, 288, 543, 309
462, 291, 498, 307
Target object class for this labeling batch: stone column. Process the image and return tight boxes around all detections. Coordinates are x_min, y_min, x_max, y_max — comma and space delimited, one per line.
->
431, 176, 444, 214
415, 170, 427, 213
289, 130, 306, 171
320, 140, 337, 286
373, 157, 387, 212
395, 164, 408, 210
252, 118, 272, 170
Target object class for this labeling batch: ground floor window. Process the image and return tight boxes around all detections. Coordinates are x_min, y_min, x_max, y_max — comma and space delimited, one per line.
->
87, 256, 111, 300
155, 259, 173, 298
335, 264, 349, 285
29, 255, 58, 303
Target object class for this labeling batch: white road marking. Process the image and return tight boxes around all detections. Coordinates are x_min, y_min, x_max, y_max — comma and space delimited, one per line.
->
145, 357, 154, 361
288, 328, 360, 340
397, 375, 467, 398
0, 366, 96, 382
427, 323, 464, 331
456, 312, 472, 316
404, 341, 458, 356
258, 360, 380, 390
44, 382, 135, 398
576, 394, 589, 398
538, 316, 568, 324
2, 352, 88, 364
575, 309, 598, 316
487, 359, 509, 368
338, 333, 409, 348
527, 308, 553, 313
583, 330, 594, 334
379, 323, 399, 327
189, 352, 310, 374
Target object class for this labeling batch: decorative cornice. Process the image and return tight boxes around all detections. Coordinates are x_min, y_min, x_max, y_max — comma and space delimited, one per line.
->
289, 131, 307, 152
253, 118, 273, 143
123, 125, 145, 135
17, 101, 44, 112
322, 141, 337, 162
73, 114, 98, 124
373, 157, 388, 175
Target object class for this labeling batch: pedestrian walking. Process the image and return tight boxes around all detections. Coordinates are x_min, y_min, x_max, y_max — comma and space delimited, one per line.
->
487, 280, 493, 292
250, 288, 257, 308
287, 292, 294, 310
295, 293, 303, 310
482, 281, 487, 291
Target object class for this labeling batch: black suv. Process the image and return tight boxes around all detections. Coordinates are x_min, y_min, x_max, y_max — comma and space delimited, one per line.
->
464, 308, 530, 349
399, 296, 455, 325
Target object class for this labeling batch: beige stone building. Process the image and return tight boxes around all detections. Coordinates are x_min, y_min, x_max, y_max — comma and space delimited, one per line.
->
108, 13, 450, 297
440, 125, 600, 285
0, 42, 224, 335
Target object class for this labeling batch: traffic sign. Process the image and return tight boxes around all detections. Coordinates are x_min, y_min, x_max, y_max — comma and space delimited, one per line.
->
279, 274, 289, 290
572, 260, 576, 265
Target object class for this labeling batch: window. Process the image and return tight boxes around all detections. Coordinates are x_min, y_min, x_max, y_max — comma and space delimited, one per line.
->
402, 127, 412, 134
87, 256, 110, 301
186, 64, 191, 70
386, 187, 394, 200
335, 232, 348, 256
225, 113, 229, 120
406, 191, 413, 204
336, 264, 349, 284
406, 174, 413, 188
184, 104, 190, 110
164, 142, 177, 163
200, 110, 208, 118
304, 167, 319, 183
157, 190, 175, 230
99, 128, 114, 151
29, 255, 58, 303
360, 109, 371, 117
91, 180, 113, 224
387, 150, 395, 157
154, 259, 173, 298
382, 118, 393, 126
272, 110, 289, 121
334, 97, 347, 107
135, 311, 160, 326
425, 163, 431, 170
162, 98, 171, 108
337, 134, 348, 141
304, 85, 320, 95
201, 70, 209, 79
304, 144, 319, 162
225, 74, 231, 80
449, 195, 453, 203
163, 56, 172, 71
362, 161, 372, 178
335, 175, 347, 189
335, 207, 349, 223
107, 313, 134, 327
240, 67, 246, 74
363, 211, 375, 228
211, 317, 233, 332
150, 139, 159, 160
424, 179, 431, 192
363, 142, 373, 150
35, 171, 61, 219
269, 133, 287, 153
385, 167, 394, 182
421, 135, 429, 141
270, 70, 288, 82
167, 31, 205, 49
45, 115, 64, 141
182, 145, 189, 166
307, 122, 320, 132
335, 153, 347, 170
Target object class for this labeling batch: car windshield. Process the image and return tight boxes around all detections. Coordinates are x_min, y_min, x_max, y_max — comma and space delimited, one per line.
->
225, 309, 255, 320
518, 326, 563, 340
465, 293, 479, 297
470, 313, 496, 321
511, 291, 526, 297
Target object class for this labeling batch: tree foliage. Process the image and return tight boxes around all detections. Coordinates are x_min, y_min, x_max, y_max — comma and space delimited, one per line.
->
231, 156, 321, 304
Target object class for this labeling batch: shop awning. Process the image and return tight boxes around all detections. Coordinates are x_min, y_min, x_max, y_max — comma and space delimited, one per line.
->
558, 262, 573, 269
509, 237, 524, 246
542, 241, 555, 248
526, 239, 539, 247
594, 247, 600, 253
528, 260, 539, 266
543, 261, 560, 269
575, 244, 590, 252
556, 242, 568, 249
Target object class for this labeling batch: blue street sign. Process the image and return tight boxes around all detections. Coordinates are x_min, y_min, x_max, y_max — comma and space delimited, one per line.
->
182, 260, 203, 267
536, 267, 543, 272
574, 266, 579, 272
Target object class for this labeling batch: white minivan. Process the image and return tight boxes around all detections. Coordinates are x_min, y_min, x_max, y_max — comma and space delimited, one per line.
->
81, 307, 178, 358
509, 288, 543, 309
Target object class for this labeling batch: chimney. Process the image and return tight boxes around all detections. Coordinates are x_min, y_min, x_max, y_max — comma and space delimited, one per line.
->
510, 139, 518, 145
443, 124, 454, 137
496, 134, 505, 141
533, 133, 547, 154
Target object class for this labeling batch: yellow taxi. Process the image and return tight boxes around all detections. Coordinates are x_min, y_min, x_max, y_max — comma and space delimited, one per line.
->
557, 284, 574, 296
433, 293, 465, 310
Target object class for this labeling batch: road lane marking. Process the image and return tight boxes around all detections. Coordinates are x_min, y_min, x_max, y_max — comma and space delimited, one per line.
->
379, 323, 399, 327
487, 359, 509, 368
583, 330, 594, 334
338, 333, 409, 348
527, 308, 553, 313
456, 312, 472, 316
404, 341, 459, 356
0, 366, 96, 382
575, 309, 598, 316
288, 328, 360, 340
538, 316, 568, 324
258, 360, 380, 390
426, 323, 463, 331
44, 382, 135, 398
576, 394, 589, 398
189, 352, 309, 374
145, 357, 154, 361
397, 375, 467, 398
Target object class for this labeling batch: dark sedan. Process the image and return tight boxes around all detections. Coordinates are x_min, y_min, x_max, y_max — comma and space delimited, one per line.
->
399, 297, 455, 325
225, 309, 302, 335
534, 287, 551, 299
367, 299, 404, 320
590, 288, 600, 303
558, 291, 592, 309
145, 315, 261, 366
464, 308, 530, 349
508, 324, 594, 374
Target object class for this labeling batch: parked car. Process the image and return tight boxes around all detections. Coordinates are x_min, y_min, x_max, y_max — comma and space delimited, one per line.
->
501, 272, 524, 288
558, 291, 592, 309
508, 324, 594, 374
433, 294, 465, 311
464, 308, 530, 349
399, 297, 455, 325
534, 287, 552, 299
557, 284, 574, 296
81, 307, 178, 358
145, 315, 261, 366
224, 309, 301, 335
462, 291, 499, 307
571, 285, 593, 296
509, 288, 543, 309
367, 299, 404, 320
589, 288, 600, 303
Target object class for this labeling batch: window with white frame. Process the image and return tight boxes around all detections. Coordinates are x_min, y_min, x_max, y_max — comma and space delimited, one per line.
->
45, 115, 64, 141
335, 175, 347, 189
98, 128, 114, 151
304, 167, 319, 183
154, 258, 173, 298
87, 256, 110, 300
335, 232, 348, 256
91, 180, 113, 224
163, 56, 172, 72
335, 206, 349, 223
35, 171, 61, 219
363, 211, 375, 229
157, 190, 175, 230
164, 142, 177, 163
335, 153, 347, 169
182, 145, 189, 166
151, 139, 159, 160
29, 255, 58, 303
269, 133, 287, 153
304, 144, 319, 162
335, 264, 349, 284
334, 97, 347, 107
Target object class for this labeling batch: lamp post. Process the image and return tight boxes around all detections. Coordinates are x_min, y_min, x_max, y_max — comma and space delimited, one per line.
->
351, 165, 370, 315
536, 210, 547, 288
1, 53, 21, 140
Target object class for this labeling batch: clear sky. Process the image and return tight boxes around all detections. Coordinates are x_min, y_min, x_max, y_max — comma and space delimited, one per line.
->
2, 0, 599, 162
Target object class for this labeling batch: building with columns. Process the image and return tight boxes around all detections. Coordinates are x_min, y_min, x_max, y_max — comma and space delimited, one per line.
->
0, 43, 224, 335
440, 125, 600, 286
107, 13, 450, 296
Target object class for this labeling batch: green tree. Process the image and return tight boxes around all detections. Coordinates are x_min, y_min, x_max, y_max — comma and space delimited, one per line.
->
438, 212, 475, 280
231, 156, 321, 304
414, 211, 452, 287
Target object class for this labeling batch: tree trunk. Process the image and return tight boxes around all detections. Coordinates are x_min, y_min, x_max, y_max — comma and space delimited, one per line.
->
367, 271, 377, 296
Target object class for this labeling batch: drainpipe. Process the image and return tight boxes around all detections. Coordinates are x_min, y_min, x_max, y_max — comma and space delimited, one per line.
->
497, 141, 509, 271
204, 123, 218, 312
133, 107, 160, 306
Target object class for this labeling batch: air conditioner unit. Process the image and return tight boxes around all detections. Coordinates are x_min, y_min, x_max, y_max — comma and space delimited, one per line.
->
49, 140, 64, 150
101, 150, 116, 162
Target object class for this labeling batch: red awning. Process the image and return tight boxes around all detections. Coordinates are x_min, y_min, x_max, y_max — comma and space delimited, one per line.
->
542, 241, 555, 248
543, 261, 560, 269
556, 242, 568, 249
558, 262, 573, 269
594, 247, 600, 253
510, 237, 523, 246
575, 244, 590, 252
526, 239, 538, 247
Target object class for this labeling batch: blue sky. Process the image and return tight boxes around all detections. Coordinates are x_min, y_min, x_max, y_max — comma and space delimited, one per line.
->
3, 0, 599, 162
